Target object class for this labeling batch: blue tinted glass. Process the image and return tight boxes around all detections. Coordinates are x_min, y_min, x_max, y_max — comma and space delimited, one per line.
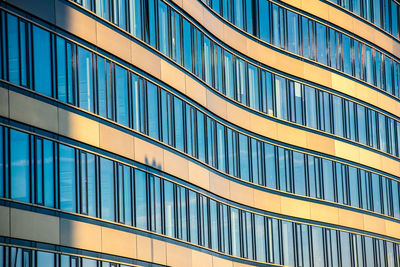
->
231, 208, 240, 257
234, 0, 244, 29
7, 14, 19, 85
235, 59, 246, 104
312, 227, 324, 266
135, 169, 147, 229
224, 51, 234, 99
43, 140, 54, 207
77, 47, 94, 112
37, 251, 54, 267
305, 86, 317, 129
115, 65, 129, 126
275, 76, 287, 120
197, 111, 206, 162
340, 232, 351, 266
265, 143, 276, 189
33, 26, 52, 97
149, 174, 162, 233
287, 11, 299, 54
158, 1, 168, 56
258, 0, 270, 42
332, 95, 343, 137
122, 165, 132, 225
210, 200, 218, 250
147, 82, 159, 140
95, 0, 109, 20
293, 152, 306, 195
19, 21, 27, 87
36, 139, 43, 205
316, 23, 327, 65
239, 134, 249, 181
97, 57, 112, 119
183, 19, 192, 71
322, 159, 334, 202
164, 180, 175, 237
87, 153, 96, 217
59, 144, 76, 212
10, 129, 30, 202
342, 35, 352, 75
174, 98, 184, 151
56, 37, 67, 102
203, 36, 212, 85
189, 190, 198, 244
302, 17, 311, 59
248, 64, 259, 110
100, 157, 114, 221
282, 221, 294, 266
129, 0, 141, 38
216, 123, 226, 172
254, 215, 266, 262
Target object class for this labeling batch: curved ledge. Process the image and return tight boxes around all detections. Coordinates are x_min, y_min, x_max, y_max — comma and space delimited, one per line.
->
2, 86, 400, 240
5, 0, 400, 127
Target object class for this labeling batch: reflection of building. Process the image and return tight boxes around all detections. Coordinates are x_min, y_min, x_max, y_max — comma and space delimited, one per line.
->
1, 0, 400, 265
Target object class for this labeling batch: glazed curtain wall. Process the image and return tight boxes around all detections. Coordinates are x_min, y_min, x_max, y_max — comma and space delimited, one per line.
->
324, 0, 400, 40
2, 10, 400, 220
202, 0, 400, 98
2, 10, 400, 159
71, 0, 400, 101
1, 125, 400, 266
20, 0, 400, 158
0, 245, 133, 267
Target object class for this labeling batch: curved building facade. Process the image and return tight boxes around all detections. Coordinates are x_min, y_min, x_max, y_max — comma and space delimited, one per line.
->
0, 0, 399, 266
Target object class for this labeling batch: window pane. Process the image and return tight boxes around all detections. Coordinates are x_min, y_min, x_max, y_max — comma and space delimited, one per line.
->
77, 47, 94, 112
100, 157, 114, 221
7, 14, 19, 85
115, 65, 129, 126
10, 129, 30, 202
43, 140, 54, 207
33, 26, 52, 97
164, 180, 175, 237
59, 144, 76, 212
37, 251, 54, 267
135, 169, 147, 229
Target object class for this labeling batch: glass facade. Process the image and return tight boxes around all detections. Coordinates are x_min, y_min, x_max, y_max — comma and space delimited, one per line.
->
202, 0, 400, 98
0, 0, 399, 266
2, 9, 400, 160
326, 0, 400, 40
1, 125, 400, 266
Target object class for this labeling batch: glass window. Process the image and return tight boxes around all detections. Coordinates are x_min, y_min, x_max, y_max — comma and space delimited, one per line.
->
129, 0, 141, 38
282, 221, 294, 266
293, 152, 306, 196
264, 143, 276, 189
10, 129, 30, 203
59, 144, 76, 212
0, 127, 3, 198
174, 98, 184, 151
189, 190, 198, 244
147, 82, 159, 140
115, 65, 129, 126
258, 0, 270, 43
305, 86, 317, 129
100, 157, 114, 221
340, 232, 351, 266
135, 169, 147, 229
231, 208, 240, 257
332, 95, 343, 137
287, 11, 299, 54
312, 227, 324, 266
149, 174, 162, 234
216, 123, 226, 172
77, 47, 94, 112
33, 26, 52, 97
164, 180, 175, 238
97, 57, 112, 119
203, 36, 212, 85
158, 1, 168, 56
275, 76, 287, 120
43, 140, 54, 207
255, 215, 266, 262
248, 64, 259, 110
182, 19, 192, 71
239, 134, 250, 181
210, 199, 218, 250
36, 251, 54, 266
7, 14, 20, 85
322, 159, 334, 202
316, 23, 327, 65
342, 35, 352, 75
234, 0, 244, 29
224, 51, 234, 99
197, 111, 206, 162
371, 173, 382, 213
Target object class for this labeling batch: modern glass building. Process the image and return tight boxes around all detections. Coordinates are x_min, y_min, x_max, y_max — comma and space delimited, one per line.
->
0, 0, 399, 266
